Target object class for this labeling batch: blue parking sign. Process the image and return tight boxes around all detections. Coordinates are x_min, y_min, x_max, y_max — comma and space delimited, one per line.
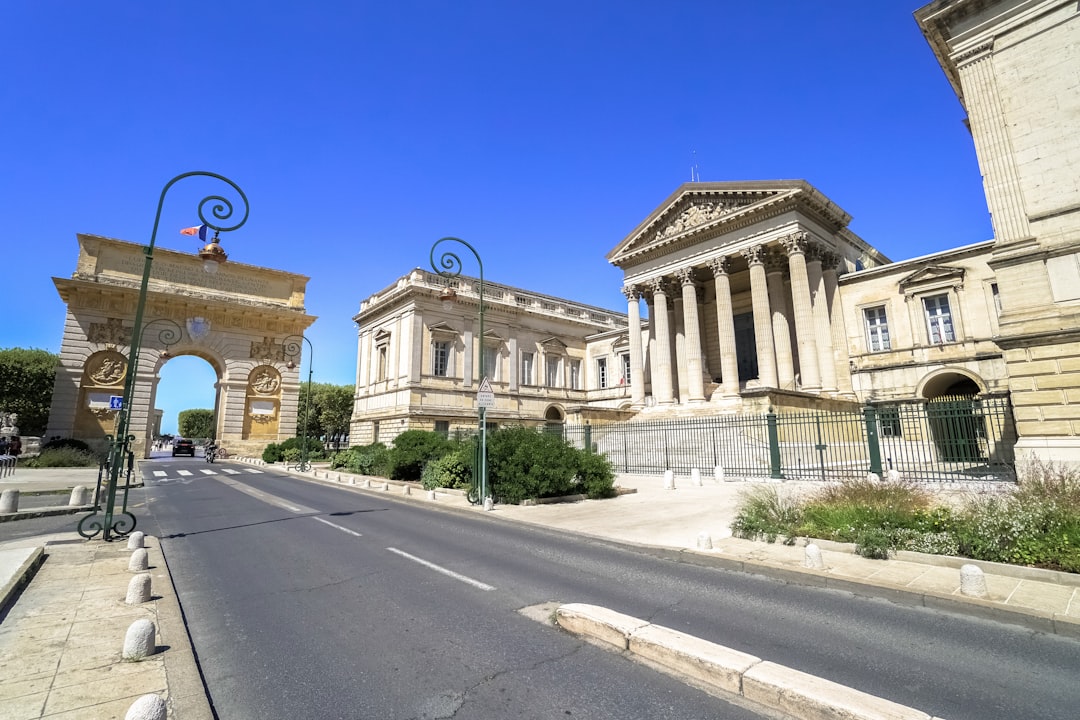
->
109, 396, 124, 410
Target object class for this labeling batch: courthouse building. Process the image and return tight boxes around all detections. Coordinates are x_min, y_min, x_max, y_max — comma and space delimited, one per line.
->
352, 0, 1080, 464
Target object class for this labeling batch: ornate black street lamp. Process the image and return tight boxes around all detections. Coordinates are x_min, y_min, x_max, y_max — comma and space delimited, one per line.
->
283, 334, 314, 472
430, 237, 488, 505
78, 172, 248, 541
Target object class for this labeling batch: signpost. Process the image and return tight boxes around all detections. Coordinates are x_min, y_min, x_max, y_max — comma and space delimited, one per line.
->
109, 396, 124, 411
477, 376, 495, 408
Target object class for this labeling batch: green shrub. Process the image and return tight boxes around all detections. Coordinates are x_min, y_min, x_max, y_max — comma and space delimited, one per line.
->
386, 430, 453, 481
487, 426, 580, 504
22, 447, 100, 468
330, 443, 390, 476
41, 438, 93, 453
282, 447, 301, 463
731, 485, 802, 543
262, 443, 283, 463
574, 449, 616, 499
421, 447, 474, 490
855, 527, 893, 559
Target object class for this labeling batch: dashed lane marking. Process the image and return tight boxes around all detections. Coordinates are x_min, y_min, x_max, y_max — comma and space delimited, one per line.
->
386, 547, 495, 591
314, 517, 362, 537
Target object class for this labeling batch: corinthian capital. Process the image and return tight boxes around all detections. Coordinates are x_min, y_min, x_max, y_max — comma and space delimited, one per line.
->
646, 276, 668, 295
673, 267, 696, 286
707, 255, 731, 276
740, 245, 768, 266
779, 231, 810, 256
621, 284, 639, 302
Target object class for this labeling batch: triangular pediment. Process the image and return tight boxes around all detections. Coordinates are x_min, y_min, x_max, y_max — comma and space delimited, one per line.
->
540, 337, 568, 351
898, 265, 966, 290
607, 182, 807, 267
428, 321, 459, 335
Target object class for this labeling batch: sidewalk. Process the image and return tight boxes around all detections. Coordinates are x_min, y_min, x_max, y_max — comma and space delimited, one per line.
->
1, 464, 1079, 719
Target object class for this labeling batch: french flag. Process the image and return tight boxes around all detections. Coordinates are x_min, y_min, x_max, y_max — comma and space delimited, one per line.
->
180, 224, 208, 240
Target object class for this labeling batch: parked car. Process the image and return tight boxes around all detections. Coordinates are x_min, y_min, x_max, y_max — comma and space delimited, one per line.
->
172, 438, 196, 457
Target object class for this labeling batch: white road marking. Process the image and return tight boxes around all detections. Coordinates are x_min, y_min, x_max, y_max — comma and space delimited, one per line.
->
385, 547, 495, 591
215, 476, 315, 514
313, 517, 362, 537
153, 471, 167, 477
244, 468, 264, 474
177, 470, 193, 476
200, 469, 217, 475
222, 469, 240, 474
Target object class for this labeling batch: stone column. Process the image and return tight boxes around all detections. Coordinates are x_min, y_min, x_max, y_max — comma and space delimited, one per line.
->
647, 277, 675, 405
672, 293, 686, 403
623, 285, 646, 407
462, 320, 473, 388
740, 245, 778, 388
823, 254, 853, 395
765, 252, 795, 390
806, 246, 837, 392
675, 267, 706, 402
508, 334, 519, 391
781, 232, 821, 392
708, 257, 740, 398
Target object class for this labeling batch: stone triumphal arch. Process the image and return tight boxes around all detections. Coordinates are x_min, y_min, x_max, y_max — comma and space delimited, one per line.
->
46, 233, 316, 458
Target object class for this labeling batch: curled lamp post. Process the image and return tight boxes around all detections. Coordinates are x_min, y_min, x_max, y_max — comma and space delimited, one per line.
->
283, 334, 314, 472
78, 172, 248, 541
430, 237, 487, 505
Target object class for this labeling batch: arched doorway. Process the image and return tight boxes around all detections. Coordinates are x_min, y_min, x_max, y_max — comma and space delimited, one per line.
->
46, 234, 316, 457
544, 405, 565, 436
920, 370, 986, 463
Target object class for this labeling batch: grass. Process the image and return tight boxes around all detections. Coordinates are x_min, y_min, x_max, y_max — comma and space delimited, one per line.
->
731, 457, 1080, 572
19, 447, 101, 468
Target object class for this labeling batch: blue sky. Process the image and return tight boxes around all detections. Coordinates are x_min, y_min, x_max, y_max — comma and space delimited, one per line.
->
3, 1, 990, 435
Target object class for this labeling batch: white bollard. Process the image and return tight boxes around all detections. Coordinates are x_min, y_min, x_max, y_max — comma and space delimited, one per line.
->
349, 477, 356, 485
867, 472, 881, 482
696, 532, 713, 550
125, 694, 167, 720
663, 470, 675, 490
0, 489, 19, 513
402, 484, 411, 496
383, 482, 390, 491
125, 574, 152, 605
804, 543, 825, 569
69, 485, 91, 506
128, 548, 149, 572
364, 478, 371, 488
714, 465, 725, 483
123, 619, 157, 660
427, 490, 436, 501
886, 468, 901, 482
691, 468, 702, 486
483, 497, 494, 511
960, 564, 988, 598
127, 531, 145, 550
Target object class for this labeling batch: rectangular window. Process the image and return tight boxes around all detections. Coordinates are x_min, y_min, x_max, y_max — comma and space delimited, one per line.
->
521, 351, 534, 385
597, 357, 608, 389
923, 294, 955, 344
620, 353, 631, 385
991, 283, 1002, 316
434, 420, 449, 437
863, 306, 891, 352
432, 341, 450, 376
372, 420, 380, 444
377, 345, 388, 381
569, 359, 581, 390
879, 405, 901, 437
483, 346, 498, 382
546, 356, 560, 387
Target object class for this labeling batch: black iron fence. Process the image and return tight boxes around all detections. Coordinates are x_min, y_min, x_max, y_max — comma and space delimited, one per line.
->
561, 396, 1016, 482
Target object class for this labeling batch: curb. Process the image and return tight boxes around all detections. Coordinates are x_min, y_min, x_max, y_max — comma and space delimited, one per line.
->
0, 504, 94, 523
556, 603, 944, 720
0, 546, 44, 613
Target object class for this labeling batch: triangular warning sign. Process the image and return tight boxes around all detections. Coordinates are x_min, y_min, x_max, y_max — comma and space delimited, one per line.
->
478, 376, 493, 393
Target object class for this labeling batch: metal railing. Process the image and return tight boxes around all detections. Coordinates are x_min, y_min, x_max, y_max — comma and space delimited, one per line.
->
561, 396, 1016, 482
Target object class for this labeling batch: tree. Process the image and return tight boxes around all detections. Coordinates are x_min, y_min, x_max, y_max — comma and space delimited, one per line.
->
296, 382, 353, 443
0, 348, 59, 436
178, 409, 215, 439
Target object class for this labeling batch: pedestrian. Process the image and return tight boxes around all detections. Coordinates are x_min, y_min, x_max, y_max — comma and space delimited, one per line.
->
0, 437, 8, 456
8, 436, 21, 456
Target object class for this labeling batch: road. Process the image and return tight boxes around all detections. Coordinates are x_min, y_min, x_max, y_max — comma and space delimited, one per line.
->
10, 458, 1078, 719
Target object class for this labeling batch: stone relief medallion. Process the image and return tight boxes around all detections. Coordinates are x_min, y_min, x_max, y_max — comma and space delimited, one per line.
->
88, 351, 128, 386
249, 365, 282, 395
186, 316, 212, 341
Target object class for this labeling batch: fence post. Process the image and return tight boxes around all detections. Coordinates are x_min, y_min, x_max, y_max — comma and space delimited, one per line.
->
863, 405, 883, 476
767, 409, 783, 480
584, 422, 592, 454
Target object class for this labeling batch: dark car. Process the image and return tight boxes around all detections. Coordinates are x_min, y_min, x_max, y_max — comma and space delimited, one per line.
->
172, 439, 196, 457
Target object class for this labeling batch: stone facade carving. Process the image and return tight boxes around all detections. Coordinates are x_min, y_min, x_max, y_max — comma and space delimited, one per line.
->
250, 336, 284, 361
87, 318, 132, 346
87, 351, 127, 386
655, 201, 740, 240
249, 366, 282, 395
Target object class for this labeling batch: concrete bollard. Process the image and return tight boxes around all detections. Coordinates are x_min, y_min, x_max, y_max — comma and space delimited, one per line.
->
960, 564, 988, 598
69, 485, 91, 506
886, 468, 901, 482
804, 543, 825, 569
427, 490, 436, 501
127, 531, 145, 550
125, 574, 152, 605
122, 619, 157, 660
663, 470, 675, 490
483, 497, 494, 511
382, 482, 390, 491
0, 489, 19, 513
402, 484, 411, 496
125, 694, 167, 720
714, 465, 725, 483
696, 532, 713, 550
349, 477, 356, 485
691, 468, 702, 486
128, 548, 149, 572
867, 472, 880, 482
364, 478, 371, 488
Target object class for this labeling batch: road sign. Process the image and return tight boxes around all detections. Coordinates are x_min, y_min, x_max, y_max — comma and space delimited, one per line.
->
109, 396, 124, 410
476, 376, 495, 408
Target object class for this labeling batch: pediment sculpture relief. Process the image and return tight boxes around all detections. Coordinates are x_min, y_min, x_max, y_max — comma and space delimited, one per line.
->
654, 201, 740, 241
